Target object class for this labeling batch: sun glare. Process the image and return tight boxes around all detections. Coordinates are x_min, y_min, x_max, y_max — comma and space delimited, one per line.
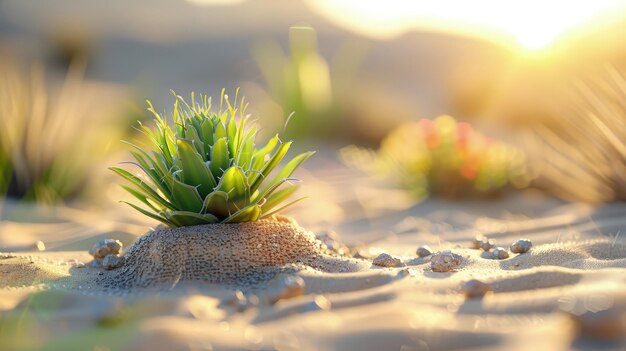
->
305, 0, 625, 50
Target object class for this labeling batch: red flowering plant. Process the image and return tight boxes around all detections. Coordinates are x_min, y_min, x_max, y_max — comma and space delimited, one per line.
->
341, 115, 527, 199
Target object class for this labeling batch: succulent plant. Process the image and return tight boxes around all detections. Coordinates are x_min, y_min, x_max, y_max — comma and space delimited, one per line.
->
111, 90, 314, 227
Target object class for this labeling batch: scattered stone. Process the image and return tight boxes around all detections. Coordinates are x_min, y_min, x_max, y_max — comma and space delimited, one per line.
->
34, 241, 46, 251
431, 251, 462, 272
247, 294, 260, 307
101, 254, 125, 270
479, 239, 495, 251
89, 259, 102, 268
317, 231, 349, 255
492, 247, 510, 259
397, 267, 416, 278
510, 239, 532, 254
415, 245, 433, 257
267, 275, 306, 304
463, 279, 491, 299
226, 290, 249, 312
74, 261, 86, 268
89, 239, 123, 259
372, 253, 405, 268
470, 237, 483, 249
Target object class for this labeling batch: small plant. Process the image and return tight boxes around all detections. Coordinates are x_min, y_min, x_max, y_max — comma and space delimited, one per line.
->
111, 90, 314, 226
341, 115, 527, 199
0, 59, 128, 204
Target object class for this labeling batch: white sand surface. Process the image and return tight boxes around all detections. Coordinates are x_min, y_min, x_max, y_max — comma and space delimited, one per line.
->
1, 161, 626, 351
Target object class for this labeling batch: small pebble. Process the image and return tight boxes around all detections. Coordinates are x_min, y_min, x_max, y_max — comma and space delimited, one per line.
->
479, 239, 496, 251
510, 239, 532, 254
89, 259, 102, 268
463, 279, 491, 299
267, 275, 306, 304
34, 241, 46, 251
397, 267, 416, 278
492, 247, 510, 259
246, 294, 260, 307
372, 253, 405, 268
416, 245, 432, 257
318, 231, 350, 255
226, 290, 249, 312
431, 251, 462, 272
470, 236, 484, 249
89, 239, 123, 259
101, 254, 125, 270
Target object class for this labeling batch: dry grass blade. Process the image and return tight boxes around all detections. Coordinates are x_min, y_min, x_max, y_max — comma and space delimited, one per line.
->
528, 67, 626, 202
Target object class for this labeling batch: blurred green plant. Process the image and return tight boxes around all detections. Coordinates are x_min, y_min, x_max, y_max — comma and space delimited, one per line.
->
111, 90, 314, 227
253, 26, 365, 141
341, 115, 528, 199
0, 60, 128, 204
528, 67, 626, 202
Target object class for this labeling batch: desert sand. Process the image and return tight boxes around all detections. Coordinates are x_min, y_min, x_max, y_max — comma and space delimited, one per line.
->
1, 158, 626, 351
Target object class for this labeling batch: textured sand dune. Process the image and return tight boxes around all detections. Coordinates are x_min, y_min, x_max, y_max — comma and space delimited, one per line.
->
2, 166, 626, 350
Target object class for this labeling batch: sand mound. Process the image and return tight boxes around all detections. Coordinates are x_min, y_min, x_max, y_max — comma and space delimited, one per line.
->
94, 217, 335, 290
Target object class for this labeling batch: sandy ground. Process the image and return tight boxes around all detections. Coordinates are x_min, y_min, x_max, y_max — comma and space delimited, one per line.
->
1, 160, 626, 351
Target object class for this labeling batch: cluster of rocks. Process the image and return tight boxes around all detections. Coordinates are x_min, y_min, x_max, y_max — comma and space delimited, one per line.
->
471, 236, 532, 259
88, 239, 125, 270
371, 245, 463, 273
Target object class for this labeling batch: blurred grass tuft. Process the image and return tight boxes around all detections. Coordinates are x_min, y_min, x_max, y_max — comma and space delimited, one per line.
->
528, 67, 626, 202
0, 58, 130, 205
253, 26, 366, 142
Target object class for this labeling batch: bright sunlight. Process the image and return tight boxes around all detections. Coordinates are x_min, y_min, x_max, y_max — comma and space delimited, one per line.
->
306, 0, 625, 50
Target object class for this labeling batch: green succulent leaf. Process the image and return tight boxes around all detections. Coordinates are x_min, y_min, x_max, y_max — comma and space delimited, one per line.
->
112, 90, 314, 227
210, 137, 230, 177
265, 151, 315, 190
122, 201, 171, 226
165, 211, 219, 226
177, 139, 216, 196
224, 204, 261, 223
218, 166, 249, 204
171, 177, 204, 213
249, 141, 292, 192
202, 191, 230, 219
260, 184, 298, 213
110, 167, 177, 211
260, 197, 307, 219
